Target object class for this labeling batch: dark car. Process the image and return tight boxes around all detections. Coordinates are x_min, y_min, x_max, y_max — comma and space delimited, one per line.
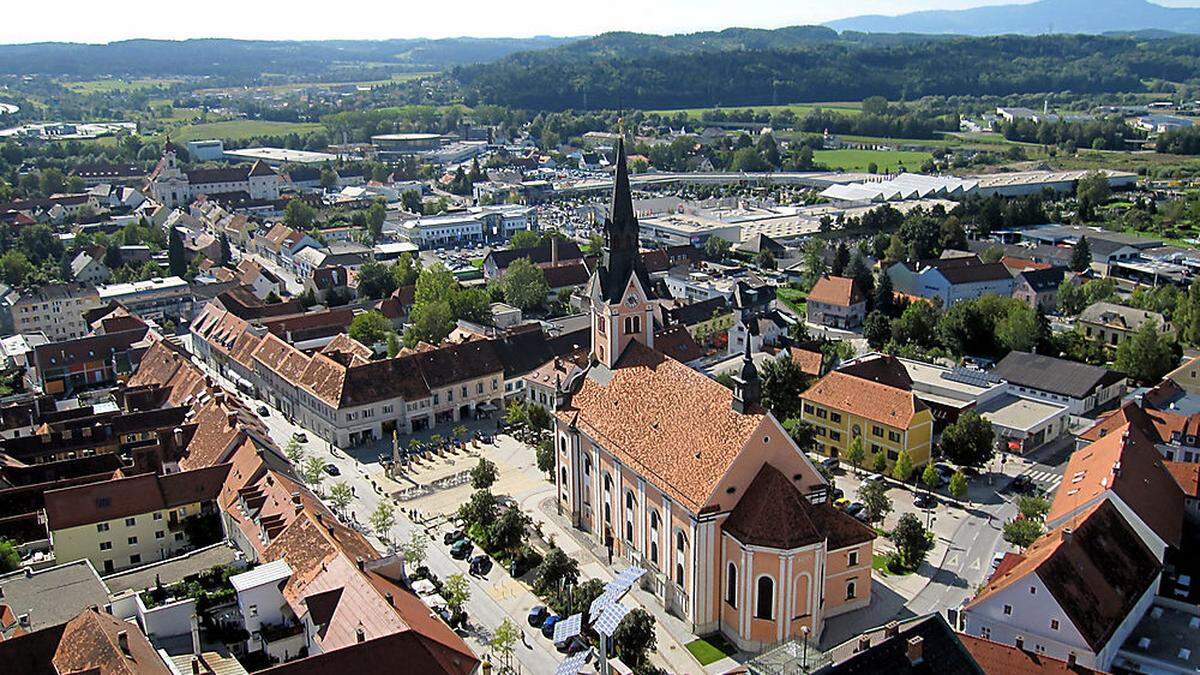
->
450, 539, 473, 560
1011, 475, 1033, 492
256, 405, 269, 416
557, 635, 589, 654
470, 555, 493, 576
914, 493, 938, 509
934, 463, 955, 480
527, 605, 549, 628
845, 502, 865, 517
820, 457, 840, 472
443, 530, 465, 546
509, 555, 535, 578
292, 431, 308, 443
323, 463, 340, 476
830, 487, 845, 501
541, 615, 561, 639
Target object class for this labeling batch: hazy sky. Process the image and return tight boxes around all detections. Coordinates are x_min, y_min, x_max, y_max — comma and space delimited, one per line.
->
4, 0, 1200, 43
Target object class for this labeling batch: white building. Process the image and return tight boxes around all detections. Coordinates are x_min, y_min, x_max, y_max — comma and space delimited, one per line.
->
148, 143, 283, 208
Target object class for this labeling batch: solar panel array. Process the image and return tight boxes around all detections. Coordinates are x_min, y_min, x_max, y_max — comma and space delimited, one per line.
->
595, 601, 632, 637
941, 367, 999, 388
589, 588, 619, 618
556, 649, 593, 675
611, 566, 646, 593
553, 613, 583, 643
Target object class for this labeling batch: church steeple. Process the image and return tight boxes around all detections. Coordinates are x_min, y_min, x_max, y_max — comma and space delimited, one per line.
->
732, 318, 761, 414
596, 137, 652, 305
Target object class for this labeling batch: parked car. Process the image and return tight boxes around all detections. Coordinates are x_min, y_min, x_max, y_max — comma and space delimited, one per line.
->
845, 502, 865, 517
934, 463, 955, 480
865, 473, 887, 485
443, 530, 465, 546
557, 636, 589, 655
830, 487, 845, 501
323, 463, 340, 476
833, 497, 851, 510
541, 615, 561, 639
450, 539, 473, 560
991, 551, 1007, 569
1010, 475, 1033, 493
256, 405, 269, 416
914, 493, 938, 509
528, 605, 549, 628
820, 457, 840, 472
470, 555, 493, 576
292, 431, 308, 443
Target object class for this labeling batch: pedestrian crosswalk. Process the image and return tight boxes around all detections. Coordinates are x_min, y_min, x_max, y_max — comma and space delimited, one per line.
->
1021, 469, 1063, 492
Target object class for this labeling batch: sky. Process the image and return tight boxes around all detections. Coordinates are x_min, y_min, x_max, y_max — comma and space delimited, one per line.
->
4, 0, 1200, 43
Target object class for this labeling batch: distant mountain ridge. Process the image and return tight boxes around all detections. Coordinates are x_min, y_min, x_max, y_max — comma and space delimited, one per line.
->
826, 0, 1200, 36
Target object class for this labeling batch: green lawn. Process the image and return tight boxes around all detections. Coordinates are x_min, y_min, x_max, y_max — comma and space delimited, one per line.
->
686, 635, 739, 665
194, 72, 436, 96
776, 287, 807, 315
62, 78, 182, 94
813, 149, 932, 173
166, 119, 323, 142
646, 102, 863, 118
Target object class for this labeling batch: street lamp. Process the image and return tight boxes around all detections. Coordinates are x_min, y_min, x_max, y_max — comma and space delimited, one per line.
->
801, 625, 810, 670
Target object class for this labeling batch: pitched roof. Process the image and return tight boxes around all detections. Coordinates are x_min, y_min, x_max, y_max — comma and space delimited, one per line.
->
824, 614, 982, 675
958, 634, 1104, 675
968, 500, 1161, 652
485, 240, 583, 270
802, 370, 926, 429
44, 465, 230, 530
1049, 422, 1184, 548
1165, 460, 1200, 498
560, 340, 767, 513
808, 275, 865, 307
725, 464, 874, 550
261, 631, 476, 675
652, 325, 705, 363
992, 351, 1119, 400
1079, 301, 1168, 332
52, 607, 170, 675
1016, 266, 1067, 292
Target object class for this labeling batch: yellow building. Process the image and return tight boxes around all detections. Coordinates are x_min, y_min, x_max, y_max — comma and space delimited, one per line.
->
44, 465, 230, 574
800, 370, 933, 469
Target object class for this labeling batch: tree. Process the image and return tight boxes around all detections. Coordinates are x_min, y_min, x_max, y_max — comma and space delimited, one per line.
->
0, 250, 32, 286
168, 226, 186, 277
948, 471, 968, 501
284, 199, 316, 230
501, 257, 549, 310
218, 233, 231, 265
890, 513, 934, 570
996, 303, 1039, 354
301, 456, 326, 491
369, 501, 396, 542
892, 301, 940, 349
921, 463, 940, 492
284, 438, 305, 465
857, 480, 892, 524
1076, 171, 1111, 220
758, 356, 809, 420
404, 300, 455, 347
1115, 321, 1180, 383
873, 272, 895, 317
831, 242, 850, 276
891, 450, 915, 482
1003, 517, 1044, 550
536, 438, 555, 475
399, 530, 429, 569
348, 310, 392, 345
705, 235, 731, 261
1018, 495, 1051, 521
470, 457, 498, 490
1070, 236, 1091, 272
489, 505, 530, 555
863, 311, 892, 350
613, 608, 657, 668
443, 573, 471, 614
756, 248, 776, 270
392, 252, 421, 287
533, 547, 580, 599
357, 261, 398, 299
458, 489, 498, 531
845, 252, 875, 297
328, 482, 353, 513
367, 201, 387, 242
0, 538, 18, 573
872, 452, 888, 474
509, 230, 542, 249
846, 436, 867, 474
489, 619, 520, 669
940, 411, 995, 468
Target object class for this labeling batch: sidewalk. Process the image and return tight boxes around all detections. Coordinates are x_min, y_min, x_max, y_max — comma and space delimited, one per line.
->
523, 491, 709, 675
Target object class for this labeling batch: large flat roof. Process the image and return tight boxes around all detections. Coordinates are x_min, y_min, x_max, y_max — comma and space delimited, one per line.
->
976, 393, 1067, 431
223, 147, 337, 164
0, 560, 111, 632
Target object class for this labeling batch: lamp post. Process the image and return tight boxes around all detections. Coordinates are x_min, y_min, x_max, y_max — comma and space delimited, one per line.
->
801, 625, 810, 671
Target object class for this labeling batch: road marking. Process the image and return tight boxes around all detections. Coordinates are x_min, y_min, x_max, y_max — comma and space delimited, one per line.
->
946, 553, 959, 568
968, 558, 981, 571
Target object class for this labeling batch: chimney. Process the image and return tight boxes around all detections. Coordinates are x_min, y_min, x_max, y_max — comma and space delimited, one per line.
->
174, 427, 184, 447
884, 621, 899, 639
227, 412, 237, 426
1067, 653, 1077, 667
857, 636, 871, 652
117, 630, 131, 657
1014, 636, 1025, 651
385, 592, 394, 607
356, 557, 365, 571
190, 613, 201, 656
906, 636, 924, 665
356, 627, 366, 643
1062, 527, 1073, 541
551, 236, 559, 266
191, 657, 201, 675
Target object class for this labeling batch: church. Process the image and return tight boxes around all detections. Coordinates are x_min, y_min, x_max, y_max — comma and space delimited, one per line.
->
148, 140, 282, 209
554, 140, 876, 650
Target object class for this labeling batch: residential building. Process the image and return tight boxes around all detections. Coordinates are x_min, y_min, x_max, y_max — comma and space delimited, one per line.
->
70, 162, 145, 187
555, 142, 875, 650
806, 275, 867, 329
1165, 461, 1200, 523
974, 393, 1069, 455
43, 465, 230, 573
69, 250, 112, 285
887, 256, 1015, 307
1079, 301, 1172, 348
819, 614, 983, 674
30, 326, 150, 395
0, 559, 112, 638
961, 500, 1160, 672
1011, 266, 1067, 311
399, 213, 483, 248
9, 283, 104, 342
0, 605, 173, 674
800, 370, 934, 469
482, 238, 584, 279
96, 276, 193, 322
149, 142, 282, 209
991, 351, 1125, 416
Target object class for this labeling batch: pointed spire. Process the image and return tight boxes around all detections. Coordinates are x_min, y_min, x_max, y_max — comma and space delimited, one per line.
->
610, 137, 634, 230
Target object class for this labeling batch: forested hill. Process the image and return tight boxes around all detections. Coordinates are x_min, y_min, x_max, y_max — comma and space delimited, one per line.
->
453, 31, 1200, 110
0, 36, 574, 79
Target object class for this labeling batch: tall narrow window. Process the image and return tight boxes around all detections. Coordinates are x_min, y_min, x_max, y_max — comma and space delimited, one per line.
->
726, 563, 737, 607
755, 577, 774, 620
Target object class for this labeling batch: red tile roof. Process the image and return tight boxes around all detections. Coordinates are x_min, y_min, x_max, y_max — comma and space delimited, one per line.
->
959, 634, 1104, 674
1165, 460, 1200, 498
44, 464, 230, 530
807, 275, 865, 307
802, 370, 926, 429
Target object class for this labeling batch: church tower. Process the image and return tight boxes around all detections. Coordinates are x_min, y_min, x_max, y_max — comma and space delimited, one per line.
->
588, 138, 654, 368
